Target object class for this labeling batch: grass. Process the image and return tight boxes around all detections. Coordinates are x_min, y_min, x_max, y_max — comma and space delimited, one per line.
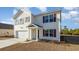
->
0, 41, 79, 51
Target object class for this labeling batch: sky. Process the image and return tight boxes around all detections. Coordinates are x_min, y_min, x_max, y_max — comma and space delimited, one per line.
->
0, 7, 79, 29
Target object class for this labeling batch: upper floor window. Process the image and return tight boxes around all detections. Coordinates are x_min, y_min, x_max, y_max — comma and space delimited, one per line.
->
43, 13, 56, 23
25, 17, 30, 22
54, 14, 56, 22
15, 20, 19, 25
15, 18, 24, 25
43, 16, 48, 23
20, 18, 24, 24
49, 15, 53, 22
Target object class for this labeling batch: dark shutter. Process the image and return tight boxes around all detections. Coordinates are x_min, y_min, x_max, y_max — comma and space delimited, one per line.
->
54, 14, 56, 22
54, 29, 56, 37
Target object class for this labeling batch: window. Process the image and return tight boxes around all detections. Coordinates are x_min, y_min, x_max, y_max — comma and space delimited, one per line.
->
43, 16, 48, 23
54, 29, 56, 37
50, 29, 54, 37
15, 20, 18, 25
43, 29, 48, 36
49, 14, 53, 22
15, 20, 17, 25
43, 14, 56, 23
50, 29, 56, 37
43, 29, 56, 37
54, 13, 56, 22
20, 18, 24, 24
25, 17, 30, 22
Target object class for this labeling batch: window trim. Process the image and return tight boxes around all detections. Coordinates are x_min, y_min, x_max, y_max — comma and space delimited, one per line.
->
43, 29, 56, 37
25, 17, 30, 23
43, 13, 56, 23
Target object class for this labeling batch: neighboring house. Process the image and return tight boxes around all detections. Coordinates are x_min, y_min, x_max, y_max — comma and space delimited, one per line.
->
0, 23, 14, 37
13, 8, 61, 42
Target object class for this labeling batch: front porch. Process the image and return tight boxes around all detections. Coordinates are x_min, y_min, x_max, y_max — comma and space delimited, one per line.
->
28, 24, 42, 41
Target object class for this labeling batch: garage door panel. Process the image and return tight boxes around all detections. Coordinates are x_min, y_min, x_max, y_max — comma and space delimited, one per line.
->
17, 31, 28, 39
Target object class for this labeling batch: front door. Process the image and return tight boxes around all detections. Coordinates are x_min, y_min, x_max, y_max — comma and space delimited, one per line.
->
32, 29, 36, 40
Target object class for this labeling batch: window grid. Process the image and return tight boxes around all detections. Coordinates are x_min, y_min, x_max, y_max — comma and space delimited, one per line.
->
43, 13, 56, 23
43, 29, 56, 37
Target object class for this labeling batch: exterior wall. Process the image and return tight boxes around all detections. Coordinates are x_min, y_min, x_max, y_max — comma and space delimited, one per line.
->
0, 29, 14, 37
14, 11, 32, 31
34, 12, 60, 41
14, 11, 32, 38
14, 10, 60, 42
31, 15, 36, 24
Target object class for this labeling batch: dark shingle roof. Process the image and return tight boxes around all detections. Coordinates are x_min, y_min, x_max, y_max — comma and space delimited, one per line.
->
0, 23, 13, 29
28, 24, 42, 28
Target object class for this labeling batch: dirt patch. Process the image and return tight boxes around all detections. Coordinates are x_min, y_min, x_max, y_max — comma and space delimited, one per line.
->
0, 41, 79, 51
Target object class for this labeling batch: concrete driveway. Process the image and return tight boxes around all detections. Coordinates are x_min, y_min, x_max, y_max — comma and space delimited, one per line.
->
0, 38, 19, 48
0, 38, 35, 49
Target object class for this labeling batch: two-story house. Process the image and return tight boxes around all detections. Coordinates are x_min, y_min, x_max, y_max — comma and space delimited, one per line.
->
13, 8, 61, 42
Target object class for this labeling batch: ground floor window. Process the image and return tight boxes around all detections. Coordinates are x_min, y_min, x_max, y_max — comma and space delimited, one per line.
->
43, 29, 56, 37
43, 29, 48, 36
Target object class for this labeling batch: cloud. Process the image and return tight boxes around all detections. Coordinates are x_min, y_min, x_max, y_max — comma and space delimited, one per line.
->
0, 18, 14, 24
0, 21, 12, 24
73, 18, 79, 23
62, 10, 79, 20
37, 7, 47, 12
62, 13, 71, 20
64, 7, 77, 10
69, 11, 79, 17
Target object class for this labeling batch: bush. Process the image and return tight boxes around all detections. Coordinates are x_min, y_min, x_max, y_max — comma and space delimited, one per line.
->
61, 29, 79, 35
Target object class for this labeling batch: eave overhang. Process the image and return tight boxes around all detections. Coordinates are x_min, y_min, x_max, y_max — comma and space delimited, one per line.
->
13, 9, 23, 19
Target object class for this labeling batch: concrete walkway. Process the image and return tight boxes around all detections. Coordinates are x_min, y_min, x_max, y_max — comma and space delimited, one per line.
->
0, 38, 19, 48
0, 38, 36, 49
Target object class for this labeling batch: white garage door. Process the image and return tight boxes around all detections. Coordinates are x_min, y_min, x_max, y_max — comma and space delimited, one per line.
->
17, 31, 28, 39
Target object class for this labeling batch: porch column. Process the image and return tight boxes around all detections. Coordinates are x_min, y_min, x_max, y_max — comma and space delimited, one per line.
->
29, 28, 32, 40
36, 29, 38, 41
28, 28, 30, 40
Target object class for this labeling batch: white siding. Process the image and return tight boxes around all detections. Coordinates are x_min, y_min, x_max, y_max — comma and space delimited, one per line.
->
14, 10, 60, 42
14, 11, 32, 39
34, 13, 60, 41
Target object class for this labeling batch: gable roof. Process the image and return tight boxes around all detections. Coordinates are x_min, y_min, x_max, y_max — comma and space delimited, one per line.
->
0, 23, 13, 29
13, 9, 23, 19
13, 8, 61, 18
13, 8, 61, 22
28, 24, 42, 28
35, 10, 61, 16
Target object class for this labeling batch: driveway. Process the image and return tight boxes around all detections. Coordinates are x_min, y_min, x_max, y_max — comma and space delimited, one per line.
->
0, 38, 35, 49
0, 38, 19, 48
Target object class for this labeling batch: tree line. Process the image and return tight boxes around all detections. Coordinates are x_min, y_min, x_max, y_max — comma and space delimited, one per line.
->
61, 26, 79, 35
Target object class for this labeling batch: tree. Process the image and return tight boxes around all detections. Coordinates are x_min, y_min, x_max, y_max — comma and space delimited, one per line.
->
72, 29, 79, 35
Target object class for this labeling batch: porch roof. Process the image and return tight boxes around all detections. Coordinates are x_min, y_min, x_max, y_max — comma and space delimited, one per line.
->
28, 24, 42, 28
